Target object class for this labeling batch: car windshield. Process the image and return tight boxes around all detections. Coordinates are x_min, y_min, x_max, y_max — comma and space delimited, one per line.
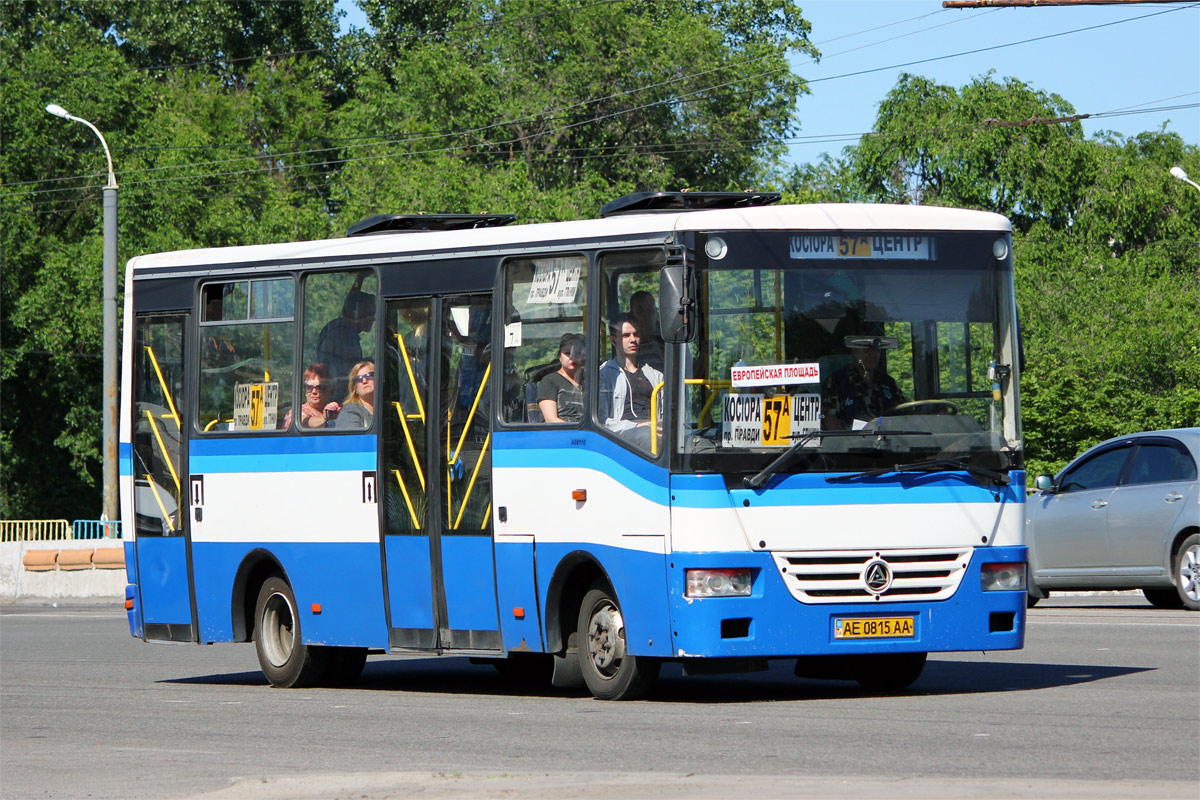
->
673, 230, 1022, 475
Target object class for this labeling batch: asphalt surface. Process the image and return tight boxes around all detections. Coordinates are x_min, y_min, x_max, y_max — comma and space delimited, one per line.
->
1, 594, 1196, 799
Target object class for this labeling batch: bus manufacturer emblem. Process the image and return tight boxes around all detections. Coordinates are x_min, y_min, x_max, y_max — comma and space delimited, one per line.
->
863, 560, 893, 595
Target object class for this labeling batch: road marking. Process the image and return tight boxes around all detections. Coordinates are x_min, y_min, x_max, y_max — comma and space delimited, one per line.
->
1028, 619, 1197, 628
0, 618, 126, 623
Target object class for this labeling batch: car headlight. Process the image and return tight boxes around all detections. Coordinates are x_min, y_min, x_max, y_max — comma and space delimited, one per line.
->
686, 568, 753, 597
980, 562, 1027, 592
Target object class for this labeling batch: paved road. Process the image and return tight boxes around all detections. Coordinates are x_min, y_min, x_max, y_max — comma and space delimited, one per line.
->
1, 595, 1196, 799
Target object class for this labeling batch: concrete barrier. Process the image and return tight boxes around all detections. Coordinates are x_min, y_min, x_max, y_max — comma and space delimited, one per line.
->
0, 540, 126, 600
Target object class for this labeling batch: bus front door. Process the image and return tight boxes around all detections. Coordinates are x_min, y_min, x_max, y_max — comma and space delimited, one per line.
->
131, 313, 196, 642
382, 295, 501, 652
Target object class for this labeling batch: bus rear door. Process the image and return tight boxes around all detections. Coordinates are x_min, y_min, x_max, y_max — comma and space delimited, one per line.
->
131, 313, 196, 641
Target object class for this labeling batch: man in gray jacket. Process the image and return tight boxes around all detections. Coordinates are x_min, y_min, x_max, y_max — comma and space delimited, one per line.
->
598, 313, 664, 452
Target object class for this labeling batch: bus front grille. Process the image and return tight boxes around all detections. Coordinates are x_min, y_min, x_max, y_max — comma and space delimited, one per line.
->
772, 548, 973, 603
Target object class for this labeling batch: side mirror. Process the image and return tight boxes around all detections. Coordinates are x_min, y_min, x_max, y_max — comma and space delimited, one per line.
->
659, 265, 695, 343
1034, 474, 1055, 492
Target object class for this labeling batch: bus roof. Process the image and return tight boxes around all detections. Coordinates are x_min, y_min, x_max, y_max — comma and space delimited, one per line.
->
127, 203, 1012, 274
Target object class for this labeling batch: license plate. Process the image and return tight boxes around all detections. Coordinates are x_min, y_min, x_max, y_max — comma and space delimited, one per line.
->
834, 616, 915, 639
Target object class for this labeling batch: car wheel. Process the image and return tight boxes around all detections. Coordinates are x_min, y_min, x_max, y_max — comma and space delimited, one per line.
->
577, 582, 659, 700
1172, 533, 1200, 611
253, 576, 329, 687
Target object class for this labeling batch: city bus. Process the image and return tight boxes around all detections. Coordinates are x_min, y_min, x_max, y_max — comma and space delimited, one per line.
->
120, 191, 1028, 700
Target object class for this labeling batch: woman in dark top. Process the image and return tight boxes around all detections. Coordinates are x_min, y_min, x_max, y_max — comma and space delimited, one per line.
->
537, 334, 585, 423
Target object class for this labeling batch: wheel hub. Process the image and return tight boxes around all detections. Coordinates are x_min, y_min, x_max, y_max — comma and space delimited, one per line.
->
1181, 543, 1200, 603
586, 602, 626, 674
261, 591, 296, 668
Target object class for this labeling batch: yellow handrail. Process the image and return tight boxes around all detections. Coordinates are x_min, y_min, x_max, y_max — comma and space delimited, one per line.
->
452, 432, 491, 530
391, 402, 426, 491
686, 378, 732, 426
144, 345, 180, 426
144, 409, 181, 494
143, 474, 177, 532
391, 469, 421, 529
394, 333, 426, 423
650, 381, 664, 456
451, 362, 491, 466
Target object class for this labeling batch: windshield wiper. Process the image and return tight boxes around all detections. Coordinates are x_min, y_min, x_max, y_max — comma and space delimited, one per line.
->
743, 429, 931, 490
825, 456, 1009, 485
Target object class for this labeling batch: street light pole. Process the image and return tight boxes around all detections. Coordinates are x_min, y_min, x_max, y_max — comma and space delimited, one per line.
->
1169, 166, 1200, 193
46, 104, 119, 527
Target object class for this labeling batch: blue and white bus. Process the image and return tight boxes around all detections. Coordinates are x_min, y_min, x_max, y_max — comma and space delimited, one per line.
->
120, 192, 1027, 699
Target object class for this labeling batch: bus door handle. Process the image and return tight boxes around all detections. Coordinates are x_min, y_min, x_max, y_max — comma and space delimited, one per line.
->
194, 507, 203, 522
1090, 499, 1108, 510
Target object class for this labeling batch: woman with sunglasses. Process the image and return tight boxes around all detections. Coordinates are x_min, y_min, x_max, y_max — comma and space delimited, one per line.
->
285, 363, 340, 429
336, 360, 376, 429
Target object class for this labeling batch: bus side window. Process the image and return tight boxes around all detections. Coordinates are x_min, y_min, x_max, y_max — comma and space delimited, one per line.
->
197, 278, 294, 433
301, 270, 377, 431
501, 255, 587, 425
596, 250, 667, 454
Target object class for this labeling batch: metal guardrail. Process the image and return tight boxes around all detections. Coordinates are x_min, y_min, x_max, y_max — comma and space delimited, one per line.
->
72, 520, 123, 539
0, 520, 122, 542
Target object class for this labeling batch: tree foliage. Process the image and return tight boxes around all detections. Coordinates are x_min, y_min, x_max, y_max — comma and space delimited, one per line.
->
1, 0, 814, 517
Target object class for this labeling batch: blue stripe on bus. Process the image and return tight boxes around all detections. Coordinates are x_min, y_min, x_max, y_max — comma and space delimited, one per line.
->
670, 471, 1026, 508
189, 434, 377, 473
119, 441, 133, 477
493, 430, 670, 497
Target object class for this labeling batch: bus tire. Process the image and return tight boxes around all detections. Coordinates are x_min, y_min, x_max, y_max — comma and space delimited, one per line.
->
577, 583, 659, 700
850, 652, 927, 692
324, 647, 369, 686
253, 576, 329, 688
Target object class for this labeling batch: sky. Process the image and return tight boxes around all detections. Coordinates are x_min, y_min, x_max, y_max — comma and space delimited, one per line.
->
336, 1, 1200, 170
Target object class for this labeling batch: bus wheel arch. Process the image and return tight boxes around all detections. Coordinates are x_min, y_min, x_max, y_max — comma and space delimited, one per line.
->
231, 549, 286, 643
544, 552, 610, 655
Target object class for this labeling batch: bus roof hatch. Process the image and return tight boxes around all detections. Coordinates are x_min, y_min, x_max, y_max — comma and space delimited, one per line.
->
346, 213, 517, 237
599, 191, 781, 218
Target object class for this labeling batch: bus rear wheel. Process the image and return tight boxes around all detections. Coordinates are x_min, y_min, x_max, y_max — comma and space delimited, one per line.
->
850, 652, 927, 692
577, 583, 659, 700
253, 576, 329, 688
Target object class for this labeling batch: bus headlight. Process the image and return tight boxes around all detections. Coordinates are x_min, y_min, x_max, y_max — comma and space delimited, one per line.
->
686, 568, 752, 597
980, 562, 1026, 592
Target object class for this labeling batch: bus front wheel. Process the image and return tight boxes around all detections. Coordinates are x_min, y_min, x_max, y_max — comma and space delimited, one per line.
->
577, 583, 659, 700
850, 652, 927, 692
253, 576, 329, 688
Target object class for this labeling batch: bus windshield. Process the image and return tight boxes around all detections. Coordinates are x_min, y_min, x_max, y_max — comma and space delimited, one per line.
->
676, 230, 1022, 475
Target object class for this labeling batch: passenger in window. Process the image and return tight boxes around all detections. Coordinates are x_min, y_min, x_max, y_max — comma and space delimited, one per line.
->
538, 334, 586, 424
336, 360, 376, 429
629, 290, 664, 372
283, 363, 340, 429
599, 315, 664, 449
317, 276, 376, 382
821, 326, 905, 430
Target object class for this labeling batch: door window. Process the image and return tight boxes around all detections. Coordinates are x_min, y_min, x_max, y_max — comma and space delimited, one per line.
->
132, 315, 186, 536
383, 298, 432, 534
1059, 446, 1131, 492
442, 296, 493, 532
1127, 443, 1196, 485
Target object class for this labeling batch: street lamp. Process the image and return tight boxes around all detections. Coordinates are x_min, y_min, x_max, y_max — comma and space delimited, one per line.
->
46, 103, 119, 528
1170, 166, 1200, 193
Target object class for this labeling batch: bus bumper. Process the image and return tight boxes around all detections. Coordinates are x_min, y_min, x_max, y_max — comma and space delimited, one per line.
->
666, 545, 1027, 658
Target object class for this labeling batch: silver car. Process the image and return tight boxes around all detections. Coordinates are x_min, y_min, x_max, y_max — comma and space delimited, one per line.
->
1027, 428, 1200, 609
